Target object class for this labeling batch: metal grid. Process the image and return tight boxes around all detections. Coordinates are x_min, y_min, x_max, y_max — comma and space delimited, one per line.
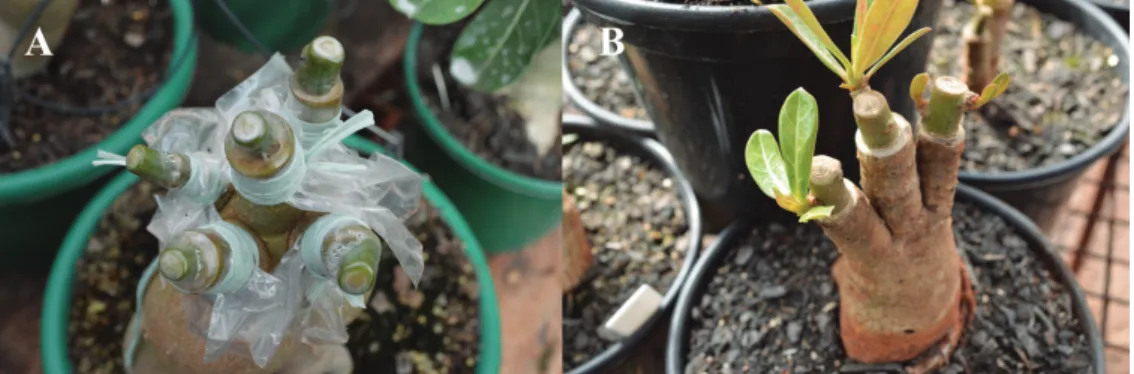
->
1055, 143, 1129, 372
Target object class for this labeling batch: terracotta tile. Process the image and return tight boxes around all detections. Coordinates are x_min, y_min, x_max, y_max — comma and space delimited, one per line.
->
1107, 303, 1130, 348
1084, 159, 1110, 184
1050, 213, 1088, 249
1079, 258, 1108, 295
1116, 156, 1129, 189
1061, 249, 1076, 268
1089, 296, 1106, 330
1106, 347, 1130, 374
1069, 179, 1102, 214
1088, 223, 1119, 259
1111, 264, 1130, 303
491, 227, 563, 374
1116, 225, 1130, 263
1114, 190, 1129, 221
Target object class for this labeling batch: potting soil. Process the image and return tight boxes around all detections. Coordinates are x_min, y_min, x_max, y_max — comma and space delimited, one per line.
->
0, 0, 174, 172
685, 202, 1093, 373
566, 23, 647, 121
929, 0, 1127, 173
562, 139, 688, 370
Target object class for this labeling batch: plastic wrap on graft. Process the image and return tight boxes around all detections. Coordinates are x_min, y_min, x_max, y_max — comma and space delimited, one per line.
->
293, 214, 378, 344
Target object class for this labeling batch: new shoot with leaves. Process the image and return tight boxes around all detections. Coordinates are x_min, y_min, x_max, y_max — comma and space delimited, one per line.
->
745, 88, 834, 223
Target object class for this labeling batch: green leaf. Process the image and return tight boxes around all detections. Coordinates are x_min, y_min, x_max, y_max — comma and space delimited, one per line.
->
864, 27, 931, 81
777, 88, 820, 204
783, 0, 850, 68
767, 5, 849, 82
448, 0, 560, 92
389, 0, 485, 25
851, 0, 870, 59
909, 72, 930, 108
853, 0, 919, 78
799, 205, 835, 222
745, 130, 791, 200
972, 72, 1011, 108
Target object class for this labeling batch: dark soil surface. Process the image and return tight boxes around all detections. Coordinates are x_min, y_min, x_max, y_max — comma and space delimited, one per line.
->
68, 184, 481, 374
562, 139, 689, 370
414, 23, 561, 181
684, 202, 1094, 373
347, 202, 482, 374
0, 0, 174, 173
928, 0, 1127, 173
68, 181, 158, 374
566, 22, 647, 121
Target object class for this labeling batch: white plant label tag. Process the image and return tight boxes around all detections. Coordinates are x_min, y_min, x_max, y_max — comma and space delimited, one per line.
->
598, 284, 663, 341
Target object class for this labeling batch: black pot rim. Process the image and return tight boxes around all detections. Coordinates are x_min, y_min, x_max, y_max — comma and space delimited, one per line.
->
1086, 0, 1130, 12
562, 8, 657, 135
572, 0, 855, 32
956, 0, 1130, 191
665, 183, 1106, 374
562, 113, 704, 374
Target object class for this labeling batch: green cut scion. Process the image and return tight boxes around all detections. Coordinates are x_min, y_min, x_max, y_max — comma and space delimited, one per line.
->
336, 238, 382, 295
744, 130, 790, 200
971, 72, 1011, 109
158, 246, 196, 281
126, 144, 190, 189
294, 36, 345, 96
800, 205, 835, 223
922, 76, 972, 137
777, 88, 820, 203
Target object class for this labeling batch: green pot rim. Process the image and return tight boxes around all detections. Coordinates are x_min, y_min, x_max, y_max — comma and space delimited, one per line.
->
41, 137, 502, 374
0, 0, 198, 206
403, 22, 562, 199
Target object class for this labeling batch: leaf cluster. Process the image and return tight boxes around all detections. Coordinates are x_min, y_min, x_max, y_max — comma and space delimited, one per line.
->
744, 88, 834, 223
760, 0, 931, 92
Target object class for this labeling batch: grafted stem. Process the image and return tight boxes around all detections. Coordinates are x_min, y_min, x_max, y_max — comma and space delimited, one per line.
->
962, 5, 995, 92
158, 230, 226, 293
225, 110, 296, 179
852, 90, 898, 149
987, 0, 1014, 70
562, 191, 592, 293
290, 36, 345, 123
810, 156, 852, 214
323, 224, 383, 295
921, 77, 972, 138
126, 145, 190, 189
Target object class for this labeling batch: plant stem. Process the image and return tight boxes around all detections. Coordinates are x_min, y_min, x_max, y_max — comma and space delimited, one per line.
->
921, 76, 971, 138
851, 90, 898, 149
125, 144, 190, 189
325, 224, 382, 295
988, 0, 1013, 70
290, 36, 345, 123
962, 5, 995, 91
158, 230, 225, 293
809, 155, 851, 214
225, 110, 296, 179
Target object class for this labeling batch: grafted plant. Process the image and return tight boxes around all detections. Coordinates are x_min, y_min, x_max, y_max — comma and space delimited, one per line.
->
962, 0, 1013, 91
93, 36, 424, 373
747, 1, 1011, 372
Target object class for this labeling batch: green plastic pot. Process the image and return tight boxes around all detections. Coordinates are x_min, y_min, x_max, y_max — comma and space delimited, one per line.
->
0, 0, 197, 273
403, 22, 562, 254
41, 137, 503, 374
195, 0, 331, 53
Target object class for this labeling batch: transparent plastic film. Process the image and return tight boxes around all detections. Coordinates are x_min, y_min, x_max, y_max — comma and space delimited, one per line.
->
295, 214, 380, 344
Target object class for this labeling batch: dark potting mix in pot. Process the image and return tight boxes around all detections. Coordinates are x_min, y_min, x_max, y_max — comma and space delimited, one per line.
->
562, 138, 689, 369
683, 202, 1094, 373
413, 22, 561, 181
0, 0, 173, 172
67, 183, 481, 373
927, 0, 1127, 172
566, 22, 647, 121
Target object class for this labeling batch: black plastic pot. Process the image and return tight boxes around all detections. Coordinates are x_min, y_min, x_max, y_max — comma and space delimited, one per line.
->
571, 0, 943, 225
665, 183, 1106, 374
1085, 0, 1129, 30
957, 0, 1130, 233
562, 114, 703, 374
562, 8, 656, 136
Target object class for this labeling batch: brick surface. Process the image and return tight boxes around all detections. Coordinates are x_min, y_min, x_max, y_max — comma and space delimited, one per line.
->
1106, 303, 1129, 348
490, 227, 563, 374
1107, 347, 1130, 374
1079, 258, 1109, 295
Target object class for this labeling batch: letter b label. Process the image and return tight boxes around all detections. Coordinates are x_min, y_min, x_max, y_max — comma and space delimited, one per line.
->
600, 27, 624, 56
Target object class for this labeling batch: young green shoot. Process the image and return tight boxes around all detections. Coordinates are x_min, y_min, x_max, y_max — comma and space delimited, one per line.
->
909, 71, 1010, 136
744, 88, 833, 222
759, 0, 931, 92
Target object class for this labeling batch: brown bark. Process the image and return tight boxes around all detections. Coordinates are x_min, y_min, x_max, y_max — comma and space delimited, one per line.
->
561, 192, 592, 293
988, 0, 1014, 70
812, 114, 975, 370
962, 6, 996, 92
